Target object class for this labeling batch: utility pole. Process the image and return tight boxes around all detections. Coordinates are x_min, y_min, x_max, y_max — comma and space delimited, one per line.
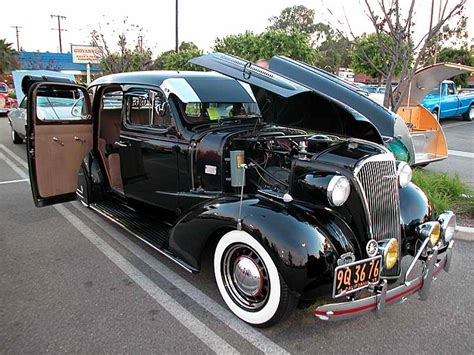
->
51, 14, 67, 53
11, 26, 22, 51
175, 0, 179, 53
138, 35, 143, 51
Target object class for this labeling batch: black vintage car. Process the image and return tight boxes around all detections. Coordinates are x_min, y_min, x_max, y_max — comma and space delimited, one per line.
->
24, 53, 455, 327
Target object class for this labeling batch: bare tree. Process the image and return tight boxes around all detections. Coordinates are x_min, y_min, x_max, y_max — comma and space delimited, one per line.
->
90, 18, 155, 74
344, 0, 466, 111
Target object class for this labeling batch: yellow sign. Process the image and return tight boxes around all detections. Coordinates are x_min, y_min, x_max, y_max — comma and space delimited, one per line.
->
207, 107, 221, 120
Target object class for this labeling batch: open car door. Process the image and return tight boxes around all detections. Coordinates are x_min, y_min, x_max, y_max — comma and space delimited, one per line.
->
27, 82, 93, 207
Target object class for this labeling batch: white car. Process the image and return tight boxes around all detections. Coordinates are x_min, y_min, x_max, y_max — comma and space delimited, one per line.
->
7, 97, 26, 144
8, 96, 85, 144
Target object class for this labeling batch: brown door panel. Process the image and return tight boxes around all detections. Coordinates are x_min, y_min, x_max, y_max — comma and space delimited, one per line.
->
35, 124, 93, 198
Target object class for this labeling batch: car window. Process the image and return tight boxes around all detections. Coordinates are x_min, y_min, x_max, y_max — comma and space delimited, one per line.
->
182, 102, 261, 125
447, 84, 455, 95
35, 87, 89, 121
102, 91, 123, 110
125, 89, 173, 129
20, 97, 27, 109
0, 85, 7, 93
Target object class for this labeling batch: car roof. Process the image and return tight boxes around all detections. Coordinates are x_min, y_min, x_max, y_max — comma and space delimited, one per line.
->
90, 70, 231, 87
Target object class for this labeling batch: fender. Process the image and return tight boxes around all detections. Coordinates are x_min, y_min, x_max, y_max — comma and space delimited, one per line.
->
77, 151, 106, 205
168, 194, 360, 293
399, 182, 433, 236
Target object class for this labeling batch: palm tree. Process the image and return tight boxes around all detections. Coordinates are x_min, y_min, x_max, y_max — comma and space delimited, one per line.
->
0, 39, 19, 74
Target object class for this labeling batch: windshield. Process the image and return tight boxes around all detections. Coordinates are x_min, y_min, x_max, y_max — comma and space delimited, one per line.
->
182, 102, 261, 125
426, 86, 441, 97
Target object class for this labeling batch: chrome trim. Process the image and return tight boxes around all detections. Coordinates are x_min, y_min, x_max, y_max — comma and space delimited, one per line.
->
438, 211, 456, 243
354, 153, 401, 278
314, 240, 454, 321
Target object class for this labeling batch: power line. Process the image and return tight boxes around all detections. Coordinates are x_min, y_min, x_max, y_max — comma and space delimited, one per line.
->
11, 26, 22, 51
51, 14, 67, 53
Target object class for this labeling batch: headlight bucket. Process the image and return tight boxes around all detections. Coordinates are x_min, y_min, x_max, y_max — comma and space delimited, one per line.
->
378, 238, 399, 270
327, 176, 350, 207
396, 161, 412, 188
438, 211, 456, 244
416, 221, 441, 247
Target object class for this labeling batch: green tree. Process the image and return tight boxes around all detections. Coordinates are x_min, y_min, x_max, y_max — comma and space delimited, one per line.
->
312, 24, 352, 72
344, 0, 466, 110
267, 5, 317, 34
157, 45, 204, 71
436, 47, 474, 86
351, 33, 412, 81
214, 31, 315, 64
0, 39, 19, 74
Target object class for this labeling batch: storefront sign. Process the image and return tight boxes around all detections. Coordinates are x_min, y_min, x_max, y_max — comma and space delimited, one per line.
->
71, 45, 101, 64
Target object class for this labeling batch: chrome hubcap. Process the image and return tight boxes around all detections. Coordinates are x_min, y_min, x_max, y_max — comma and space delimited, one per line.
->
470, 106, 474, 119
222, 243, 269, 311
11, 129, 14, 140
233, 256, 262, 297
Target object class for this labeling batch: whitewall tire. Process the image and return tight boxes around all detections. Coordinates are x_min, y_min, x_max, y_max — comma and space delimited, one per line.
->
214, 230, 295, 327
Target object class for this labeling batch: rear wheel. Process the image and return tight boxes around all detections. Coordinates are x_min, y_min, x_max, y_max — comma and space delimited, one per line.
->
462, 103, 473, 121
214, 230, 296, 327
10, 126, 22, 144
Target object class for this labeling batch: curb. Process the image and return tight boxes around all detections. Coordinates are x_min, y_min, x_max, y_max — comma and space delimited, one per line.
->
455, 226, 474, 241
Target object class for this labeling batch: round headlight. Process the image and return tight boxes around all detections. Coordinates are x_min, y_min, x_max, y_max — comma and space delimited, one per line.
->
327, 176, 350, 207
430, 222, 441, 246
397, 162, 412, 188
383, 238, 399, 269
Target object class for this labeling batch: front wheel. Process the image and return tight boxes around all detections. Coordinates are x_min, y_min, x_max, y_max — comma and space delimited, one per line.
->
432, 109, 439, 121
214, 230, 296, 327
462, 103, 473, 121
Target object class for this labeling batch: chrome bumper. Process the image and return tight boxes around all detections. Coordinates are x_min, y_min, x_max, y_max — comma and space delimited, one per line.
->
314, 239, 454, 321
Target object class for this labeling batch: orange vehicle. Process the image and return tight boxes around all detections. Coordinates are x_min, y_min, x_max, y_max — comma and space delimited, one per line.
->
394, 63, 474, 165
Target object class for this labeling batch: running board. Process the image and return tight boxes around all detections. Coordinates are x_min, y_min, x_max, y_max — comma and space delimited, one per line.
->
90, 200, 198, 273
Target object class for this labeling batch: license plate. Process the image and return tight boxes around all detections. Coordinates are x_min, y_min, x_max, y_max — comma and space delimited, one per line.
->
333, 256, 382, 298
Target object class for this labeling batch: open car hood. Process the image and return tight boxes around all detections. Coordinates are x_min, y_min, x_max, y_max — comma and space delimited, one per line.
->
190, 53, 383, 144
394, 63, 474, 106
268, 56, 397, 137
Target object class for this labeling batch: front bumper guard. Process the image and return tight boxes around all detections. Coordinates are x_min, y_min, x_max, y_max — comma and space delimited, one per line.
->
314, 239, 454, 321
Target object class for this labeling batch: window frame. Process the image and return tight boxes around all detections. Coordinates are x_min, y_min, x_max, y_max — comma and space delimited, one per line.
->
122, 87, 175, 134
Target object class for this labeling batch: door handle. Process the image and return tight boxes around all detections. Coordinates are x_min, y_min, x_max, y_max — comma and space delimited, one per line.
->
53, 137, 64, 146
115, 141, 130, 147
74, 136, 87, 143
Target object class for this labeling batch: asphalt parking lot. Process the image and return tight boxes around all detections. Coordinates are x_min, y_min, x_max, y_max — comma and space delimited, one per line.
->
0, 117, 473, 354
427, 119, 474, 188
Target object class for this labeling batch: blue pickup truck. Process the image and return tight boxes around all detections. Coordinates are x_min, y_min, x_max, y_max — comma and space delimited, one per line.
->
422, 80, 474, 121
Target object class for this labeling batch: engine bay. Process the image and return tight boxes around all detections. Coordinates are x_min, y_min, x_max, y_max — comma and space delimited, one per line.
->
226, 126, 347, 196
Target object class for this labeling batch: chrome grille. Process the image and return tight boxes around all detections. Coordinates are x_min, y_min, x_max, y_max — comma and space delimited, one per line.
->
355, 155, 401, 276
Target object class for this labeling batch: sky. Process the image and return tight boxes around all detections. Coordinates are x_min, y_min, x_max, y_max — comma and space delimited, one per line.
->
1, 0, 473, 55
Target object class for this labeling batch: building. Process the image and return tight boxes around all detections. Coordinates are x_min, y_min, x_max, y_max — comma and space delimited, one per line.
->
17, 51, 101, 82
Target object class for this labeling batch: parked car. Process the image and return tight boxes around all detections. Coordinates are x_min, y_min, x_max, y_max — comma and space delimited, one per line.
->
0, 83, 17, 115
422, 80, 474, 121
7, 96, 26, 143
23, 53, 455, 327
394, 63, 474, 165
368, 86, 385, 105
8, 74, 80, 144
